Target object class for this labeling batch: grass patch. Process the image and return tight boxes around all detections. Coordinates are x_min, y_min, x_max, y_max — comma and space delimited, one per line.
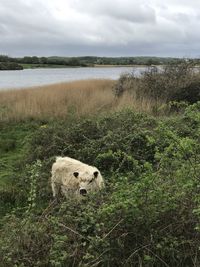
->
0, 121, 41, 216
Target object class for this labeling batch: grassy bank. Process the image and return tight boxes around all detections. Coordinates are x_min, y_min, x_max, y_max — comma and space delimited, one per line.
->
0, 64, 200, 266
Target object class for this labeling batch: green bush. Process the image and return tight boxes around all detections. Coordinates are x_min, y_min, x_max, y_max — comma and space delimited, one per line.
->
28, 110, 156, 164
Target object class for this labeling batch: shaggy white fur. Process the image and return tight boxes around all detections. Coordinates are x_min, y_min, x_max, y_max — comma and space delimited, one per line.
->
51, 157, 104, 198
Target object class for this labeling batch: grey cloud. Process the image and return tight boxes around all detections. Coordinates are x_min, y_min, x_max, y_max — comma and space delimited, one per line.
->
0, 1, 58, 36
69, 0, 156, 24
0, 0, 200, 57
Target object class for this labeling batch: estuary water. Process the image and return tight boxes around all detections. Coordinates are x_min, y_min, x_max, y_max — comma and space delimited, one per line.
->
0, 66, 147, 90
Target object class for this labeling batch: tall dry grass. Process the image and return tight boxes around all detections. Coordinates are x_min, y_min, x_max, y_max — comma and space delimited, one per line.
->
0, 79, 159, 122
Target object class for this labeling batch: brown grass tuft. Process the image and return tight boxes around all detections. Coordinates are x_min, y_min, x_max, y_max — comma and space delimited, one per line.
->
0, 79, 160, 122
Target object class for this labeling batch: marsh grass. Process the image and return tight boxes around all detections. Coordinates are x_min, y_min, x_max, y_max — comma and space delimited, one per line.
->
0, 79, 160, 122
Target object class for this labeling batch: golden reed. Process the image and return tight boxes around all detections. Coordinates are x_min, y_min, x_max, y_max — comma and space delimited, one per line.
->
0, 79, 159, 122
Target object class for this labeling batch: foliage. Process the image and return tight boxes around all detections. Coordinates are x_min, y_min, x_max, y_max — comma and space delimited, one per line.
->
0, 103, 200, 266
114, 60, 200, 104
0, 62, 23, 70
0, 54, 185, 68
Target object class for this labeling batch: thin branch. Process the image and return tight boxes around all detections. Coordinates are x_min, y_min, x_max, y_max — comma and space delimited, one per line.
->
38, 199, 57, 222
146, 247, 170, 267
125, 244, 150, 264
58, 222, 88, 240
103, 218, 124, 240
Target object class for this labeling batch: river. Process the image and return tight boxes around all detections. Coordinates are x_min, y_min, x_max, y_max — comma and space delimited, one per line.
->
0, 66, 147, 90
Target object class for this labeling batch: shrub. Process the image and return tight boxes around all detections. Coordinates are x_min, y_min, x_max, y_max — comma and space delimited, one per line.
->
27, 110, 156, 168
114, 60, 200, 104
170, 81, 200, 104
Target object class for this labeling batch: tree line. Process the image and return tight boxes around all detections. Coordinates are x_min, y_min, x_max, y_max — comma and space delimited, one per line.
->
0, 54, 192, 69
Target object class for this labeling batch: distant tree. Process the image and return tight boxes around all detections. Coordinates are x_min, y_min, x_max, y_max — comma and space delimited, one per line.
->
22, 56, 33, 63
21, 56, 39, 64
40, 57, 48, 64
0, 55, 9, 62
67, 58, 81, 66
47, 58, 66, 65
0, 62, 23, 70
146, 58, 159, 66
31, 56, 39, 64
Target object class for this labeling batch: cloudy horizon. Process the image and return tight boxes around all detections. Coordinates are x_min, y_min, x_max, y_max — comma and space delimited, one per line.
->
1, 0, 200, 58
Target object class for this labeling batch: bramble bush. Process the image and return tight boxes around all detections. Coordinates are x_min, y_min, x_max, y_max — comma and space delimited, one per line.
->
0, 103, 200, 266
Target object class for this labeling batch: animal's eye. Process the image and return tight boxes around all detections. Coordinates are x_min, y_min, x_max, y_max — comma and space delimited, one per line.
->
88, 178, 94, 184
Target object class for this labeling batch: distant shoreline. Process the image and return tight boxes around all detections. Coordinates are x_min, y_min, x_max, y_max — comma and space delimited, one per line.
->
93, 64, 148, 68
0, 55, 187, 70
0, 64, 149, 71
21, 63, 148, 69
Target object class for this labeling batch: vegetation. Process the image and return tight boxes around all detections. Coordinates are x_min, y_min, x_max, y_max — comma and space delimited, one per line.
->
0, 61, 200, 266
0, 79, 157, 122
114, 60, 200, 105
0, 54, 189, 69
0, 62, 23, 70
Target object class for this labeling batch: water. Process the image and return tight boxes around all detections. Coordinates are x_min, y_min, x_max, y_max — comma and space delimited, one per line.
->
0, 66, 147, 90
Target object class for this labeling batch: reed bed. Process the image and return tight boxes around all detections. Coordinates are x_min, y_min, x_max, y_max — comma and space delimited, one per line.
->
0, 79, 158, 122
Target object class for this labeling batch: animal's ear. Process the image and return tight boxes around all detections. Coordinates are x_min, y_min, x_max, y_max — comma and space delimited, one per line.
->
73, 172, 79, 178
94, 171, 99, 178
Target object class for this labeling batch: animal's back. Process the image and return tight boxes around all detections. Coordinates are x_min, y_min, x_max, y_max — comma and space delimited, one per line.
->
53, 156, 94, 172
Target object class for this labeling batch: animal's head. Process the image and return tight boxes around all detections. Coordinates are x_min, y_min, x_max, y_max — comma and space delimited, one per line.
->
73, 169, 103, 196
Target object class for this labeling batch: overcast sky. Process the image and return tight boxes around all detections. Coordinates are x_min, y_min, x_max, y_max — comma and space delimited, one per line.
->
1, 0, 200, 57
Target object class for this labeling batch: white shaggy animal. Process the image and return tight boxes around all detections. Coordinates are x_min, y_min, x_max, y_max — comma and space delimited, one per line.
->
51, 157, 105, 198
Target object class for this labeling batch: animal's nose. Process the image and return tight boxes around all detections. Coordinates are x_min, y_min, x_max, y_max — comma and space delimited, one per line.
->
80, 189, 87, 196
